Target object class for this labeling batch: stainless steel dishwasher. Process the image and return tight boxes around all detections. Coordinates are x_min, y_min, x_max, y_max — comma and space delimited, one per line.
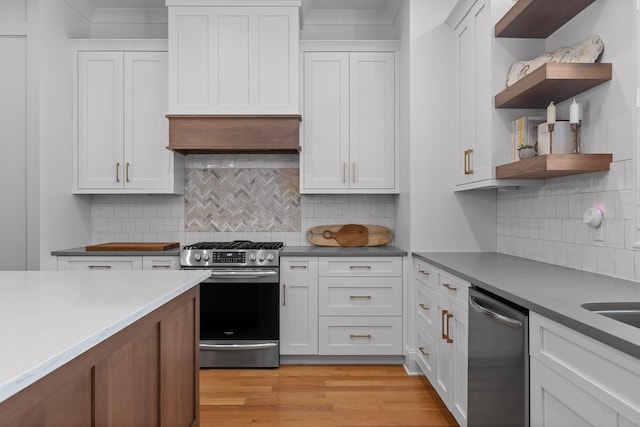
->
468, 286, 529, 427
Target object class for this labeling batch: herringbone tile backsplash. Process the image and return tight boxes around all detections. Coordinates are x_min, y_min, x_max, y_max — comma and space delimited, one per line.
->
185, 168, 301, 232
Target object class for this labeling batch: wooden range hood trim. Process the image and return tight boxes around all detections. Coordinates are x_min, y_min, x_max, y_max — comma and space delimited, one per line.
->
166, 114, 302, 154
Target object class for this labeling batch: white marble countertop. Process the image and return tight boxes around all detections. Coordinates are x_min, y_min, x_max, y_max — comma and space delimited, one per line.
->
0, 270, 209, 403
413, 252, 640, 359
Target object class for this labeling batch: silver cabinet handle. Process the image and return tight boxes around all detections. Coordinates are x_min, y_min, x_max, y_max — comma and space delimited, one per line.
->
343, 163, 347, 183
470, 296, 523, 328
116, 162, 120, 183
349, 265, 372, 270
126, 162, 130, 183
349, 334, 372, 339
151, 264, 171, 269
352, 162, 356, 182
350, 295, 372, 299
283, 284, 286, 306
290, 265, 308, 270
200, 343, 277, 351
88, 265, 111, 269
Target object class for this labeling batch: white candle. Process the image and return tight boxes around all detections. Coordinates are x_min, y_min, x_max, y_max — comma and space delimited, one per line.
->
547, 101, 556, 124
570, 98, 580, 124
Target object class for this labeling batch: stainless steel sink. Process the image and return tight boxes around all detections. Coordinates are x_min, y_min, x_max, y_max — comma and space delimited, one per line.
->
581, 302, 640, 328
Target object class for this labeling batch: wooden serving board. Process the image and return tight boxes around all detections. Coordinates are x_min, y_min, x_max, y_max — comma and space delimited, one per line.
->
306, 225, 393, 247
85, 242, 180, 251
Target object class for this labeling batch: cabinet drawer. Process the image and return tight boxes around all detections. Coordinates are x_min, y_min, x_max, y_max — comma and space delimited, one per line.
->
416, 282, 439, 336
57, 256, 142, 271
530, 313, 640, 421
319, 277, 402, 316
142, 256, 180, 270
437, 271, 469, 308
319, 257, 402, 277
415, 259, 436, 289
416, 321, 436, 383
281, 257, 318, 278
319, 316, 402, 355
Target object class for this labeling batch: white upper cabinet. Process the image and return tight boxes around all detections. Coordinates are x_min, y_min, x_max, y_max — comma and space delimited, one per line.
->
448, 0, 540, 191
167, 6, 299, 114
301, 48, 398, 194
73, 41, 183, 194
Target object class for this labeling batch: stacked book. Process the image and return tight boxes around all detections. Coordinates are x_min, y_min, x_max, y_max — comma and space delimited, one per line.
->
510, 116, 545, 161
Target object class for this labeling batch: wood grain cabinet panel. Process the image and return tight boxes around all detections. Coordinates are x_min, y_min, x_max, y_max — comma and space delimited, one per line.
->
0, 286, 199, 427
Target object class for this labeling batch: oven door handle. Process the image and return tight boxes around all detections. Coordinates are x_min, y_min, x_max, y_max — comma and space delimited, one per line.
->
207, 270, 278, 279
200, 343, 278, 351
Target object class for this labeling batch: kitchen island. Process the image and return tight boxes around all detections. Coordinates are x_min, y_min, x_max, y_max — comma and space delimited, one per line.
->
0, 269, 208, 427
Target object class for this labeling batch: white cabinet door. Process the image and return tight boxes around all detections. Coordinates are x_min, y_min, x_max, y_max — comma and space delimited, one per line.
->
453, 0, 491, 188
168, 6, 299, 114
349, 52, 396, 190
280, 258, 318, 355
123, 52, 173, 190
433, 291, 452, 400
301, 51, 398, 194
530, 358, 625, 427
449, 301, 468, 426
78, 51, 124, 190
74, 43, 183, 194
302, 52, 350, 190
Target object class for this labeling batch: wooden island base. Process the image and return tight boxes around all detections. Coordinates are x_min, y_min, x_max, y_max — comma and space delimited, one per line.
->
0, 286, 199, 427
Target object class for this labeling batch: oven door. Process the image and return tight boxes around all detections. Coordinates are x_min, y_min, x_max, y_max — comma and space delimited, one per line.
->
197, 268, 280, 368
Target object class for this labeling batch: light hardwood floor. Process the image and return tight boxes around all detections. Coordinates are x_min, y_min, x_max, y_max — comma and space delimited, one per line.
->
200, 365, 459, 427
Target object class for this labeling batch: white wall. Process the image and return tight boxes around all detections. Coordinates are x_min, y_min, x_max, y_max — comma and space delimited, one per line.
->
496, 0, 638, 281
400, 0, 497, 253
38, 0, 93, 270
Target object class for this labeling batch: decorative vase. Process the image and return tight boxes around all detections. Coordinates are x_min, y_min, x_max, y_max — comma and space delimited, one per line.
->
518, 147, 537, 160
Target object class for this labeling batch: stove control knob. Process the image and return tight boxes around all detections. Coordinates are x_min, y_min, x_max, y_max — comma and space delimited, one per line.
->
266, 253, 274, 262
194, 253, 201, 262
249, 253, 257, 262
258, 251, 265, 262
203, 253, 210, 262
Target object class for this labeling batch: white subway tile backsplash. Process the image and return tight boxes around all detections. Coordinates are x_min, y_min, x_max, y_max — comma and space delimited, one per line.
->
497, 159, 638, 281
107, 218, 122, 233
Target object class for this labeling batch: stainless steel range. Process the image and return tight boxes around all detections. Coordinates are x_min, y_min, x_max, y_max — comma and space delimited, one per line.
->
180, 241, 283, 368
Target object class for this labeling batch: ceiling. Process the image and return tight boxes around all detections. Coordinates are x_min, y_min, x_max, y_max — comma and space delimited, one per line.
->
66, 0, 402, 26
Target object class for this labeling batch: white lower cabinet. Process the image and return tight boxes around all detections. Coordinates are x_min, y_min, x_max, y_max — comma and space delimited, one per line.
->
57, 256, 179, 271
279, 256, 403, 357
530, 313, 640, 427
414, 258, 469, 427
280, 257, 319, 355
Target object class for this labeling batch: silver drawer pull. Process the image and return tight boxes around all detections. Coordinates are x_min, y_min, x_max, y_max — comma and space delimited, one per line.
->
349, 334, 372, 339
152, 264, 171, 269
88, 265, 111, 269
349, 265, 372, 270
418, 303, 429, 311
350, 295, 372, 299
418, 269, 430, 276
418, 347, 429, 357
442, 283, 458, 291
290, 265, 308, 270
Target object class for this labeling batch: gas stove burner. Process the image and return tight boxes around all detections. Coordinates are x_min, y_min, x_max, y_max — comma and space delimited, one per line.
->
183, 240, 284, 251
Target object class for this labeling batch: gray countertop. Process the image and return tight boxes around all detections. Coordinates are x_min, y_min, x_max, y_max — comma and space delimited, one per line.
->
282, 245, 407, 257
51, 247, 180, 256
413, 252, 640, 359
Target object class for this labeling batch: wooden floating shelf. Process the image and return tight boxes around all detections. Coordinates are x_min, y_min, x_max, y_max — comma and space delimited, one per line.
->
496, 154, 613, 180
495, 0, 595, 38
495, 63, 612, 109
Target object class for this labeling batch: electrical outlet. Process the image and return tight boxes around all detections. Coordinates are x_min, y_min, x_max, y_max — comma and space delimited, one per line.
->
592, 223, 605, 242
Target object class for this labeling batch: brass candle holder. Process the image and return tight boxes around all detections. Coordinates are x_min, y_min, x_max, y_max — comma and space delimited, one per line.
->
547, 123, 555, 154
571, 120, 582, 153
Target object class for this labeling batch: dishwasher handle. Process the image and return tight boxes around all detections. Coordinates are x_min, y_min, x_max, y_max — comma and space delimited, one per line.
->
469, 296, 523, 329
